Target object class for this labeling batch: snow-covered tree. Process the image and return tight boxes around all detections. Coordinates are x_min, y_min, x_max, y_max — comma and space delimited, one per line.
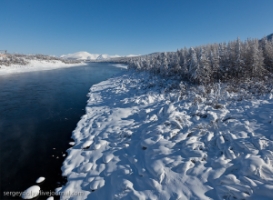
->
126, 36, 273, 85
197, 47, 211, 84
168, 51, 181, 76
261, 38, 273, 72
209, 44, 220, 81
188, 47, 199, 82
178, 48, 190, 79
244, 39, 265, 77
160, 52, 169, 76
233, 38, 245, 78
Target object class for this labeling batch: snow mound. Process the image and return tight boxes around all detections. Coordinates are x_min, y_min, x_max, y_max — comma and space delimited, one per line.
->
22, 185, 40, 199
60, 71, 273, 199
36, 177, 45, 183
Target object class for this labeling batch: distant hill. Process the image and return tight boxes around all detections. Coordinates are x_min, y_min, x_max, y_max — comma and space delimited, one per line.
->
60, 51, 139, 61
147, 52, 161, 57
266, 33, 273, 40
60, 51, 101, 60
96, 54, 125, 60
260, 33, 273, 41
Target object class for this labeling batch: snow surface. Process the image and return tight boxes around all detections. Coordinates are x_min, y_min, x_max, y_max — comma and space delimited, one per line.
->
111, 64, 128, 69
69, 142, 76, 146
21, 185, 40, 199
59, 71, 273, 199
0, 60, 86, 75
36, 177, 45, 183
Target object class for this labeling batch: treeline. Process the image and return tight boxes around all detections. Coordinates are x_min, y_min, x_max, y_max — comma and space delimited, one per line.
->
0, 54, 29, 66
128, 37, 273, 84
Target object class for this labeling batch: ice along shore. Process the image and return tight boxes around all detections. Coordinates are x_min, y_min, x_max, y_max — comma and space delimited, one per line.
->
0, 59, 86, 76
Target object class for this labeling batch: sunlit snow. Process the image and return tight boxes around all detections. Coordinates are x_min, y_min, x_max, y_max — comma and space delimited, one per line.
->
36, 177, 45, 183
0, 60, 86, 75
59, 71, 273, 199
21, 185, 40, 199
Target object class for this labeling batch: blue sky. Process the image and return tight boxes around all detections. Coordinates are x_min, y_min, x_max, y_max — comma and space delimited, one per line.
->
1, 0, 272, 56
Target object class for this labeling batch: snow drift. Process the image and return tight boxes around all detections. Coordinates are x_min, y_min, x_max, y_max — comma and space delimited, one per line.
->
59, 71, 273, 200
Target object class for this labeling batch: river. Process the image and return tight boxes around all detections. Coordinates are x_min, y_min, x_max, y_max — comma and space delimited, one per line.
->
0, 63, 125, 199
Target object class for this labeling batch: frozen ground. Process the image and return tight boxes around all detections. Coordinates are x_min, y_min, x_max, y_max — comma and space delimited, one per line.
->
0, 60, 86, 75
59, 71, 273, 200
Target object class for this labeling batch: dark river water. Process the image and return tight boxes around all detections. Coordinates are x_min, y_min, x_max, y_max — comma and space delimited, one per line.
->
0, 63, 125, 199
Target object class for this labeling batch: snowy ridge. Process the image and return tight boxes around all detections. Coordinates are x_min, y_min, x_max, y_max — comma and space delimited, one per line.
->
60, 71, 273, 199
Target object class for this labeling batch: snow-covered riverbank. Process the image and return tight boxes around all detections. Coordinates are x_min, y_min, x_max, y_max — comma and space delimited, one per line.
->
60, 71, 273, 200
0, 60, 86, 75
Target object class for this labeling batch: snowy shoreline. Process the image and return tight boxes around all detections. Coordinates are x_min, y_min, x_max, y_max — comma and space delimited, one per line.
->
0, 60, 87, 76
59, 71, 273, 199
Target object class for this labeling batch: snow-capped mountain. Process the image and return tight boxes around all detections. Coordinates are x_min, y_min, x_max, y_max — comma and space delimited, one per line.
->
60, 51, 119, 61
96, 54, 111, 60
60, 51, 140, 61
60, 51, 101, 60
96, 54, 121, 60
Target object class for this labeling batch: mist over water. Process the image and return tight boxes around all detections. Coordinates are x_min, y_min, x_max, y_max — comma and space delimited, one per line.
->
0, 63, 124, 199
